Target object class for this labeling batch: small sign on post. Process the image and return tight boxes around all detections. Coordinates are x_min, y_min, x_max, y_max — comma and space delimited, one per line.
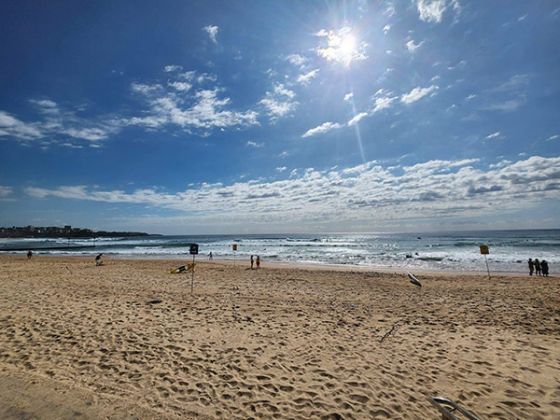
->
189, 243, 199, 293
232, 243, 238, 266
479, 244, 490, 280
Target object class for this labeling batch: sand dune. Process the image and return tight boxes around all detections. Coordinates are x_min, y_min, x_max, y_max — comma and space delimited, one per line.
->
0, 256, 559, 418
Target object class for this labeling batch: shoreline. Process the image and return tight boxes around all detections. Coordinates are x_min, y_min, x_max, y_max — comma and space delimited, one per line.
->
1, 253, 540, 277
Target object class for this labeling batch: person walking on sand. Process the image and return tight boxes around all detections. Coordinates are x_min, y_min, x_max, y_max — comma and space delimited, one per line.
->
534, 258, 541, 276
95, 253, 103, 266
208, 252, 213, 261
256, 255, 260, 269
541, 260, 549, 277
27, 250, 32, 260
528, 258, 534, 276
250, 255, 254, 269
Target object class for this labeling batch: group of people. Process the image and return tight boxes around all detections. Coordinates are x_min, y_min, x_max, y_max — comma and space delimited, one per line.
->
250, 255, 261, 269
528, 258, 549, 277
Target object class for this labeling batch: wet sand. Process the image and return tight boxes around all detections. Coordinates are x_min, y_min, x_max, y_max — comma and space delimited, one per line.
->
0, 256, 559, 419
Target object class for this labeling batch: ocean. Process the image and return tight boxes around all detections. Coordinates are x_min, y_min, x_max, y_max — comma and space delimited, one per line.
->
1, 230, 558, 273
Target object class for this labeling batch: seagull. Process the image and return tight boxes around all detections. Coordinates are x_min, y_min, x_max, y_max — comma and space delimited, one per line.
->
407, 272, 422, 288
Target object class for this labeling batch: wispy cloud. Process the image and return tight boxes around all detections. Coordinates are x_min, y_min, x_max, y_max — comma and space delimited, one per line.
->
203, 25, 219, 44
297, 69, 319, 85
401, 85, 439, 104
0, 185, 13, 198
246, 140, 263, 148
302, 122, 342, 138
416, 0, 447, 23
0, 111, 43, 140
348, 112, 368, 126
164, 65, 182, 73
485, 131, 502, 140
0, 100, 119, 145
480, 74, 529, 113
286, 54, 308, 68
406, 39, 424, 53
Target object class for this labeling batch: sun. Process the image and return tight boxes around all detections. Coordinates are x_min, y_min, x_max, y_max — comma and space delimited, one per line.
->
339, 33, 357, 58
316, 27, 365, 66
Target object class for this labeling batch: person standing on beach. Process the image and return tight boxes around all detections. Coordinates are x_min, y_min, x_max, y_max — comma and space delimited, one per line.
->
27, 250, 32, 260
208, 252, 213, 261
95, 253, 103, 266
541, 260, 549, 277
256, 255, 260, 269
534, 258, 541, 276
528, 258, 534, 276
250, 255, 254, 269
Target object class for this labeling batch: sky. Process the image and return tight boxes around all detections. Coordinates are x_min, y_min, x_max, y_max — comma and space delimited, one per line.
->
0, 0, 559, 234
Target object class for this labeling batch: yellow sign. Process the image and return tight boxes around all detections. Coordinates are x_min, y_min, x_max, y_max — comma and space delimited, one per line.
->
232, 243, 238, 251
479, 245, 489, 255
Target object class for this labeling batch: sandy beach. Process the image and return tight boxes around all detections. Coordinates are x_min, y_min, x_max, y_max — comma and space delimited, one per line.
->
0, 255, 559, 419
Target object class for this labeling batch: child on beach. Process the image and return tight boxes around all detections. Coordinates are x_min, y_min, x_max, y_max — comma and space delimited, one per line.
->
535, 259, 541, 276
250, 255, 254, 269
528, 258, 534, 276
256, 255, 260, 269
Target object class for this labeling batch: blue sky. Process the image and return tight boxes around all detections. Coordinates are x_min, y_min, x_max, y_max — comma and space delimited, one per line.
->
1, 0, 559, 234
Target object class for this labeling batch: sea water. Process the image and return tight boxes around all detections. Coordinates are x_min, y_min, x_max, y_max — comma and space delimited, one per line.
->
1, 230, 558, 273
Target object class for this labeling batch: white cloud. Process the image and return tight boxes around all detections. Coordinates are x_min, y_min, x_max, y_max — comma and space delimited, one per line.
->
302, 122, 342, 138
383, 24, 391, 35
276, 166, 287, 172
401, 85, 439, 104
0, 100, 118, 144
344, 92, 354, 102
406, 39, 424, 52
416, 0, 447, 23
373, 95, 398, 112
0, 111, 43, 140
260, 83, 298, 121
546, 134, 559, 141
164, 65, 182, 73
25, 156, 560, 230
297, 69, 319, 85
203, 25, 219, 44
466, 94, 477, 100
168, 81, 192, 92
127, 71, 259, 132
348, 112, 368, 126
246, 140, 263, 148
486, 131, 501, 140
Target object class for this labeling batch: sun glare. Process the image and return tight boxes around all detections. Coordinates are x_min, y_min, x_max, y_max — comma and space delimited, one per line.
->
339, 33, 357, 57
316, 27, 365, 66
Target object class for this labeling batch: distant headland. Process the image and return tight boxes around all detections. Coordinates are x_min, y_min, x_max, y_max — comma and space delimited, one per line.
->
0, 225, 150, 238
